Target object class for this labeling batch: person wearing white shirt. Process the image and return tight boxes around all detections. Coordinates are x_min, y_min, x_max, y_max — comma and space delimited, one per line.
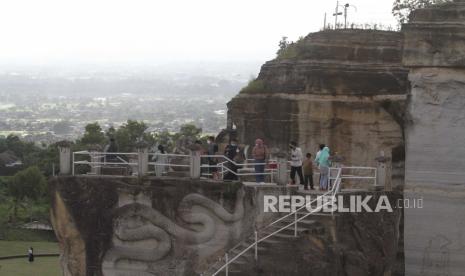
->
289, 141, 305, 185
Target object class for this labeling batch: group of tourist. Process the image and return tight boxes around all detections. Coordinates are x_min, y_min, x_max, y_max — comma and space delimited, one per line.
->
102, 136, 332, 189
203, 137, 331, 190
203, 136, 243, 181
293, 143, 332, 190
150, 136, 333, 190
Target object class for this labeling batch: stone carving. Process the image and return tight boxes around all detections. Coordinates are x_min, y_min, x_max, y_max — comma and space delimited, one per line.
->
102, 189, 245, 276
421, 235, 451, 276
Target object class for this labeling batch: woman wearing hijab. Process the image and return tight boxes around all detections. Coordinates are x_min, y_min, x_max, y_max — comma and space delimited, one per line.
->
252, 138, 268, 183
316, 146, 331, 190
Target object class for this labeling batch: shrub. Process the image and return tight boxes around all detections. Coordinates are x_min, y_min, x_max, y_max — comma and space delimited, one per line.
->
239, 79, 265, 94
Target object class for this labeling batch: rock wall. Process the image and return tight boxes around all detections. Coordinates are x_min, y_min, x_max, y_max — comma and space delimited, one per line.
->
49, 176, 289, 276
402, 1, 465, 275
227, 30, 408, 186
50, 176, 404, 276
235, 192, 404, 276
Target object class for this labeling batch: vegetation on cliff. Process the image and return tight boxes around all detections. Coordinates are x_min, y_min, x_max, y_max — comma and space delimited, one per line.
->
239, 79, 265, 94
392, 0, 451, 24
0, 120, 206, 235
276, 36, 305, 60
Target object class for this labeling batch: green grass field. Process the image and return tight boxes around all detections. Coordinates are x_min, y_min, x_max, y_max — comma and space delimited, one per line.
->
0, 241, 61, 276
0, 256, 61, 276
0, 241, 59, 257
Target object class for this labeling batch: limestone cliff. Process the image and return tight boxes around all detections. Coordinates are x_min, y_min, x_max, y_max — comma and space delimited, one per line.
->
50, 177, 403, 276
227, 30, 408, 187
402, 1, 465, 275
49, 177, 287, 276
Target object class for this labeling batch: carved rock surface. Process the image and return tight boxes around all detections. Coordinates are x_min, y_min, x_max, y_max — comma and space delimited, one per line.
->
402, 1, 465, 275
49, 176, 286, 276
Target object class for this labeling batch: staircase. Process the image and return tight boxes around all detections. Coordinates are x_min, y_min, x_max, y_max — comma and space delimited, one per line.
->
201, 168, 343, 276
202, 215, 327, 275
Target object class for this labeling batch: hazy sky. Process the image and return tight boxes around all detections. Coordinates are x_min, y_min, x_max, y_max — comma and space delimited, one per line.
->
0, 0, 397, 65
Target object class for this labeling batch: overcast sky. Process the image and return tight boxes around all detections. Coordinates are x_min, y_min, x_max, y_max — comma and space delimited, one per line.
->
0, 0, 397, 66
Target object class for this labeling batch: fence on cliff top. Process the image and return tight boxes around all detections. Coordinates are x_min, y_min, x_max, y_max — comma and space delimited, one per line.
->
56, 143, 383, 189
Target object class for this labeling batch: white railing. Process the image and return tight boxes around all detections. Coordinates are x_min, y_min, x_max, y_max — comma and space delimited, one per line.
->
200, 155, 277, 181
336, 166, 378, 187
72, 151, 139, 176
205, 168, 343, 276
149, 153, 191, 176
71, 151, 378, 189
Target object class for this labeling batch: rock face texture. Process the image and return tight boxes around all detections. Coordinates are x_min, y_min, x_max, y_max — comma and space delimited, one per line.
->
50, 177, 403, 276
49, 177, 288, 276
224, 192, 404, 276
227, 30, 408, 187
402, 1, 465, 275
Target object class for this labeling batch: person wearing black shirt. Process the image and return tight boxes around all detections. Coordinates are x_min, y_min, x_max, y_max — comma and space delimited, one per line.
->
224, 139, 240, 180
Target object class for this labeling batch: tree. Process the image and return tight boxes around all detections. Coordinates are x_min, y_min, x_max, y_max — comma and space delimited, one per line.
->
106, 126, 116, 139
178, 124, 202, 139
0, 135, 58, 177
115, 120, 155, 152
170, 124, 203, 153
7, 166, 46, 221
276, 36, 289, 56
392, 0, 450, 24
153, 130, 176, 152
81, 122, 106, 145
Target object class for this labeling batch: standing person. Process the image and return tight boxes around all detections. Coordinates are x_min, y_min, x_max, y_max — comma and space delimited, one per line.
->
302, 153, 315, 190
252, 138, 268, 183
289, 141, 305, 185
28, 247, 34, 263
207, 136, 219, 180
224, 139, 240, 180
314, 144, 325, 165
315, 144, 325, 185
316, 146, 331, 190
152, 145, 167, 176
104, 137, 119, 163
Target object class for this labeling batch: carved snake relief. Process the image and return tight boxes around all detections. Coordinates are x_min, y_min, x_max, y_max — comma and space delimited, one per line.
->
102, 189, 245, 276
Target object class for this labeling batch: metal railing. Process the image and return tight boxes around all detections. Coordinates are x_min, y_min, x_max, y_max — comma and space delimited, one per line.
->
200, 155, 277, 181
205, 168, 343, 276
72, 151, 139, 176
336, 166, 378, 187
149, 153, 191, 176
71, 151, 378, 189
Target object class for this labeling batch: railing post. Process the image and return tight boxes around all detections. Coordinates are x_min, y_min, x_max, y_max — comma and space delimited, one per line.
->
254, 230, 258, 261
375, 151, 391, 191
57, 141, 72, 175
72, 152, 75, 176
225, 253, 229, 276
221, 162, 224, 180
190, 150, 201, 179
137, 142, 149, 176
294, 211, 298, 237
88, 144, 102, 175
276, 156, 288, 185
154, 153, 163, 177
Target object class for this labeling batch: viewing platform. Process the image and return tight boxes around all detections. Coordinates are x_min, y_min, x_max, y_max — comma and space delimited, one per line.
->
50, 142, 399, 276
56, 142, 389, 192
